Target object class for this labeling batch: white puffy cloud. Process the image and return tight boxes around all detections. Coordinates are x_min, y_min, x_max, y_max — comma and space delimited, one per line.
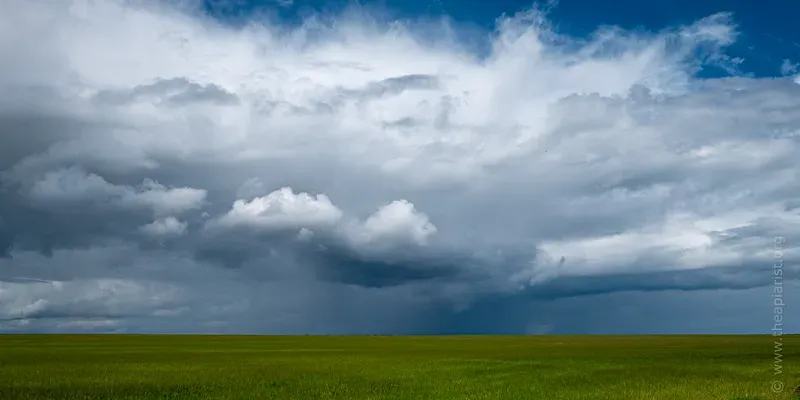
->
350, 200, 437, 247
211, 187, 343, 231
208, 188, 438, 262
1, 0, 798, 333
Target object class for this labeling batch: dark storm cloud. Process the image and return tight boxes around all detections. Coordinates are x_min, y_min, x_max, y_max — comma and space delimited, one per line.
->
307, 244, 464, 288
0, 165, 206, 255
529, 265, 792, 299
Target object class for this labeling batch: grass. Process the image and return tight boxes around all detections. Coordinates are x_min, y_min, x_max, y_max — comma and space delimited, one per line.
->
0, 334, 797, 399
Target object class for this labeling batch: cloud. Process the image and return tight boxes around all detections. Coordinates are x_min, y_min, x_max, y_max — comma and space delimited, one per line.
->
23, 167, 206, 216
210, 187, 343, 234
0, 278, 183, 323
140, 217, 188, 238
781, 59, 799, 76
94, 77, 241, 107
0, 0, 798, 333
351, 200, 437, 247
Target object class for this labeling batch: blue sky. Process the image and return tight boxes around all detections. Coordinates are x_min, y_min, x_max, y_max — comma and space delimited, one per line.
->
203, 0, 800, 77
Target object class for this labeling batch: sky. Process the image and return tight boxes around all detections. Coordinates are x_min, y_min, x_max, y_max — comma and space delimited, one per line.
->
0, 0, 798, 334
206, 0, 800, 77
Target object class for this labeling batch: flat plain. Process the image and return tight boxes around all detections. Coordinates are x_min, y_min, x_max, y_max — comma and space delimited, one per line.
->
0, 334, 797, 399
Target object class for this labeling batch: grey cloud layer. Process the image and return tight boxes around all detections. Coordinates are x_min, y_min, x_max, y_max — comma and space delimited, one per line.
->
0, 0, 798, 333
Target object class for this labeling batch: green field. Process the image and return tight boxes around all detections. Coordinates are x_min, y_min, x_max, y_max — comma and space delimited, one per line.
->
1, 335, 797, 399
